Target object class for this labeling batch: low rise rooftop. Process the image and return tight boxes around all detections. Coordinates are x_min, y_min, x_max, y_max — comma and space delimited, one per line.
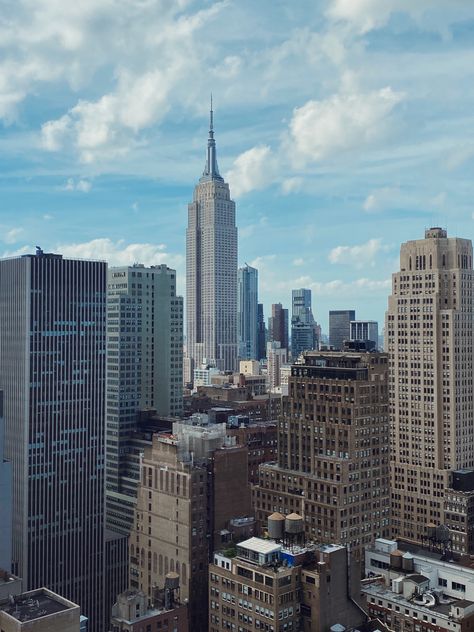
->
2, 588, 78, 623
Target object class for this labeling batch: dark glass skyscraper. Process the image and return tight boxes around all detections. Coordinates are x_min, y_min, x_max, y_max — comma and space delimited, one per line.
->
268, 303, 288, 350
237, 264, 258, 360
329, 309, 355, 350
291, 288, 317, 359
0, 249, 106, 632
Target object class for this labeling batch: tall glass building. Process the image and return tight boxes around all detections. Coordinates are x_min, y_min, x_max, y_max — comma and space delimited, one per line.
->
0, 249, 106, 632
237, 264, 258, 360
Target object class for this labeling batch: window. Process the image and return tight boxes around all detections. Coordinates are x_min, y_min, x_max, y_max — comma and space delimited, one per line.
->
452, 581, 466, 593
438, 578, 447, 587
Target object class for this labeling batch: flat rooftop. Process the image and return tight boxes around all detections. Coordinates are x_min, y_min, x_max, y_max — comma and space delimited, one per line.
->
3, 590, 73, 622
363, 581, 474, 618
238, 537, 282, 556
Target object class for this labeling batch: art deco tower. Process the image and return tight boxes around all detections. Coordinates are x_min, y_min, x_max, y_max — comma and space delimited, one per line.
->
186, 103, 237, 374
387, 228, 474, 547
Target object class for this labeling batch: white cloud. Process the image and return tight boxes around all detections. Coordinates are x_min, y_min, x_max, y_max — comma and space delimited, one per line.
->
225, 145, 275, 197
4, 227, 24, 244
34, 2, 227, 162
328, 238, 388, 268
42, 214, 53, 221
363, 187, 398, 213
131, 202, 139, 213
61, 178, 92, 192
289, 88, 404, 166
326, 0, 470, 35
56, 238, 184, 269
292, 257, 304, 266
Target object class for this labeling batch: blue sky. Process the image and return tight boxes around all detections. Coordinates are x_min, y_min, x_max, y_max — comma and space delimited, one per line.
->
1, 0, 474, 332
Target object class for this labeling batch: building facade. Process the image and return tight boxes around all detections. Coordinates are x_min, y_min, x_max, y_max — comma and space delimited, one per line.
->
329, 310, 356, 350
266, 341, 288, 391
291, 288, 318, 360
350, 320, 379, 348
0, 250, 106, 632
257, 303, 267, 360
238, 264, 259, 361
209, 534, 365, 632
0, 392, 12, 572
268, 303, 289, 351
129, 423, 251, 632
253, 350, 391, 560
106, 263, 183, 536
186, 105, 238, 375
387, 228, 474, 547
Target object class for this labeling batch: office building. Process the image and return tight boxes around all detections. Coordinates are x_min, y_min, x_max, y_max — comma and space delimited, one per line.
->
0, 249, 106, 632
266, 341, 288, 391
364, 537, 474, 632
291, 288, 318, 359
253, 350, 391, 560
268, 303, 289, 350
110, 588, 188, 632
238, 264, 258, 361
329, 309, 355, 350
129, 422, 251, 632
186, 104, 238, 375
0, 393, 12, 572
209, 530, 365, 632
387, 228, 474, 547
350, 320, 379, 348
0, 585, 81, 632
257, 303, 266, 360
106, 263, 183, 537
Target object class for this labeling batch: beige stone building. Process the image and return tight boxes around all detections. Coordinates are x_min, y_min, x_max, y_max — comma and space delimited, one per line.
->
128, 423, 251, 632
253, 350, 391, 560
386, 228, 474, 547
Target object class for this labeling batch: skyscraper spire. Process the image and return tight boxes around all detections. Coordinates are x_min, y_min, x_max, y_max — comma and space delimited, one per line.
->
202, 94, 222, 181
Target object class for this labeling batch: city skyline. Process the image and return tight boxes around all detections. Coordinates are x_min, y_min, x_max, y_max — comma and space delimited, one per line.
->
2, 2, 474, 330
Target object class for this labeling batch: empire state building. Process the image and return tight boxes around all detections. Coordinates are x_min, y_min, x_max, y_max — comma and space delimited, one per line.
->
186, 104, 238, 375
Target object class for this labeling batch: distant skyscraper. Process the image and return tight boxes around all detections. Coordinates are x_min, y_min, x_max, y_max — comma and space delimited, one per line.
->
186, 103, 238, 375
257, 303, 266, 360
106, 263, 183, 536
329, 309, 355, 350
291, 288, 317, 359
350, 320, 378, 348
268, 303, 288, 350
0, 249, 106, 632
238, 264, 258, 360
387, 228, 474, 549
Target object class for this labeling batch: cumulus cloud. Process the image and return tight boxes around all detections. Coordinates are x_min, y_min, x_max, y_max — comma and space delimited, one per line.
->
57, 238, 184, 269
328, 238, 388, 268
3, 227, 24, 244
225, 145, 276, 198
61, 178, 92, 192
42, 214, 53, 221
292, 257, 304, 266
35, 2, 226, 162
289, 88, 404, 166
